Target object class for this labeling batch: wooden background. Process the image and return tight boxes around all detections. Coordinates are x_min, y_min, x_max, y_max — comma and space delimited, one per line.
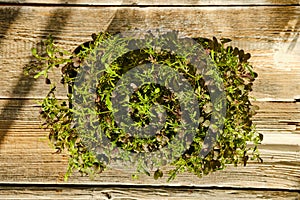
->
0, 0, 299, 199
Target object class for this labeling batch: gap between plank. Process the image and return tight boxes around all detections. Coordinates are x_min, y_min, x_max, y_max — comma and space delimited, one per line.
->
0, 2, 299, 7
0, 182, 299, 193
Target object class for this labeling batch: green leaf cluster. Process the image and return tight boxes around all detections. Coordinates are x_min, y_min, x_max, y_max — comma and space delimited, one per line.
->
24, 32, 262, 181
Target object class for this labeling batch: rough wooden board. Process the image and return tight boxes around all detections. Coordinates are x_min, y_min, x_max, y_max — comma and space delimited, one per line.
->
0, 3, 299, 196
1, 100, 299, 135
0, 185, 299, 200
0, 146, 299, 189
0, 6, 299, 100
252, 101, 300, 134
0, 108, 299, 189
0, 0, 299, 5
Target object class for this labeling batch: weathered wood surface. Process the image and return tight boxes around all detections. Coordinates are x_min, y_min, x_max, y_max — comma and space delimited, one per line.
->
0, 6, 299, 100
0, 0, 299, 5
0, 100, 299, 187
0, 1, 299, 199
1, 5, 299, 131
0, 185, 299, 200
1, 131, 299, 187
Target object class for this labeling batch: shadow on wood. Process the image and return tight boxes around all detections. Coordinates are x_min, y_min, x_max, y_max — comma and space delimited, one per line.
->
0, 3, 74, 147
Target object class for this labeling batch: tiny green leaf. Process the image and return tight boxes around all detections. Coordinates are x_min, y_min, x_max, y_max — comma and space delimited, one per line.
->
154, 169, 163, 180
31, 48, 37, 56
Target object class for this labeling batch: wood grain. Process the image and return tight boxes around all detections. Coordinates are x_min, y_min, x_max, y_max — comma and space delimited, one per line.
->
0, 100, 299, 189
1, 100, 300, 135
0, 6, 299, 100
0, 0, 299, 6
0, 185, 299, 200
0, 3, 299, 198
0, 139, 299, 189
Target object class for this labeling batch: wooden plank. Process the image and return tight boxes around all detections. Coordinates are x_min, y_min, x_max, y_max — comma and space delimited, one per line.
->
2, 99, 300, 135
0, 140, 299, 188
0, 99, 299, 189
1, 100, 299, 141
0, 6, 299, 100
0, 4, 299, 194
252, 101, 300, 134
0, 0, 299, 6
0, 185, 299, 200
